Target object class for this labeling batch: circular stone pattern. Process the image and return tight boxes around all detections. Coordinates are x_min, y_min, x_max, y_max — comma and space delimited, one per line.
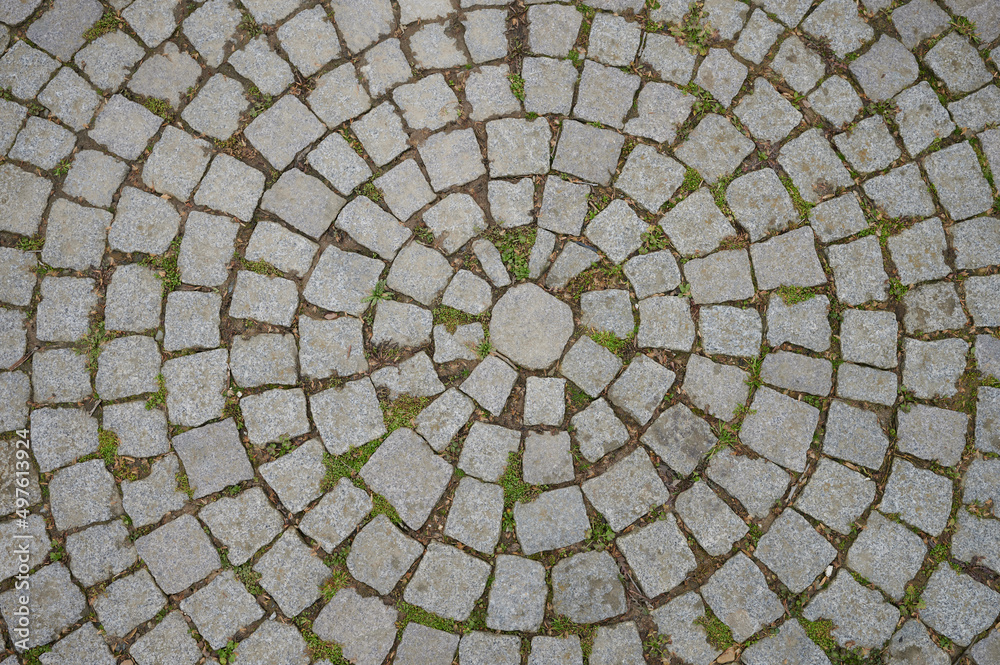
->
489, 283, 573, 370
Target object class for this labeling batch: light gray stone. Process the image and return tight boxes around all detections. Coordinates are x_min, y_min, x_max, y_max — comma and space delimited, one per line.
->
424, 194, 487, 255
409, 21, 467, 69
313, 588, 397, 665
863, 164, 936, 220
433, 323, 485, 363
552, 120, 625, 186
352, 101, 409, 166
491, 283, 574, 369
194, 155, 266, 222
917, 566, 1000, 646
742, 386, 819, 472
514, 485, 590, 554
552, 550, 625, 623
92, 568, 165, 638
694, 48, 748, 108
0, 563, 85, 650
560, 336, 622, 398
229, 35, 293, 96
523, 56, 578, 115
303, 245, 385, 317
898, 403, 968, 467
756, 508, 837, 593
229, 620, 308, 665
726, 169, 798, 243
902, 336, 969, 399
136, 514, 221, 594
40, 199, 109, 272
347, 514, 423, 595
386, 242, 453, 305
245, 96, 325, 170
253, 528, 330, 617
32, 349, 91, 404
734, 9, 782, 64
371, 300, 433, 348
38, 67, 101, 131
583, 447, 669, 531
171, 419, 254, 499
682, 354, 749, 420
835, 116, 901, 174
121, 454, 186, 527
445, 476, 503, 554
162, 349, 228, 427
370, 351, 445, 399
404, 541, 491, 621
36, 276, 97, 343
617, 516, 695, 597
461, 355, 518, 415
778, 128, 853, 203
894, 81, 955, 157
61, 150, 127, 209
827, 237, 890, 306
522, 430, 574, 485
887, 620, 951, 665
311, 378, 385, 455
701, 553, 783, 642
180, 73, 248, 140
299, 477, 372, 552
924, 141, 992, 221
773, 36, 824, 94
707, 452, 789, 518
182, 0, 240, 68
0, 164, 51, 236
684, 249, 755, 304
110, 185, 184, 254
675, 114, 754, 185
650, 592, 722, 665
641, 402, 715, 476
760, 350, 832, 396
849, 35, 919, 101
881, 459, 952, 535
259, 438, 326, 514
676, 480, 748, 556
624, 81, 694, 144
89, 94, 163, 161
179, 570, 263, 650
527, 3, 582, 57
458, 421, 521, 482
307, 62, 370, 129
741, 620, 832, 665
307, 132, 372, 195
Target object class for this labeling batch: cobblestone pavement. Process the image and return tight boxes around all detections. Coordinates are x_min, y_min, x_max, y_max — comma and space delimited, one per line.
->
1, 0, 999, 663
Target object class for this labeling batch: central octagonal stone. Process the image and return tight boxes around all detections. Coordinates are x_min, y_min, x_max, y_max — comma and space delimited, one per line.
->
490, 283, 573, 370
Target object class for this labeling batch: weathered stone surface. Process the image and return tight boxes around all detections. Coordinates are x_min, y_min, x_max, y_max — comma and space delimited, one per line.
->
741, 620, 832, 665
461, 355, 518, 416
707, 453, 789, 518
617, 516, 695, 597
641, 403, 715, 476
637, 295, 696, 350
259, 438, 326, 514
676, 480, 748, 556
684, 249, 755, 305
514, 486, 590, 554
701, 553, 783, 642
882, 459, 953, 535
179, 569, 263, 650
404, 541, 490, 621
756, 509, 836, 593
304, 245, 385, 317
572, 398, 630, 463
741, 387, 819, 472
93, 569, 164, 638
254, 528, 331, 617
163, 349, 228, 428
682, 354, 749, 420
552, 551, 626, 624
650, 592, 722, 665
902, 337, 969, 399
552, 120, 625, 186
490, 284, 574, 370
135, 514, 221, 594
445, 476, 503, 554
172, 419, 254, 499
583, 448, 669, 531
914, 566, 1000, 646
311, 378, 385, 455
676, 114, 754, 185
347, 513, 423, 595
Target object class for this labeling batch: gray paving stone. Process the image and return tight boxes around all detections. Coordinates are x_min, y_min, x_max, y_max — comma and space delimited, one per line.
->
229, 35, 293, 96
276, 6, 340, 76
92, 568, 165, 638
35, 622, 115, 665
122, 0, 182, 48
74, 30, 145, 92
307, 62, 370, 130
694, 48, 747, 108
641, 401, 715, 472
32, 348, 91, 404
951, 216, 1000, 270
121, 454, 186, 527
834, 116, 901, 174
650, 592, 722, 665
386, 242, 452, 306
361, 428, 452, 530
802, 0, 872, 56
433, 322, 484, 363
179, 569, 263, 650
244, 221, 318, 278
419, 127, 487, 192
311, 378, 385, 454
772, 36, 824, 94
545, 241, 601, 289
522, 430, 574, 485
528, 228, 557, 279
299, 477, 372, 552
0, 563, 85, 650
241, 387, 310, 446
735, 78, 802, 143
684, 248, 755, 304
638, 35, 692, 87
924, 141, 992, 221
461, 355, 518, 415
623, 81, 694, 143
522, 56, 577, 116
9, 116, 75, 170
39, 199, 108, 272
676, 480, 748, 556
847, 306, 902, 366
104, 264, 162, 334
823, 400, 889, 470
180, 73, 248, 141
0, 40, 59, 99
298, 315, 366, 380
924, 32, 991, 96
393, 73, 460, 132
850, 35, 919, 101
409, 21, 466, 69
607, 354, 675, 424
425, 195, 487, 255
803, 571, 899, 649
370, 350, 445, 399
949, 84, 1000, 133
395, 623, 460, 665
977, 334, 1000, 382
894, 81, 955, 157
589, 622, 644, 665
726, 169, 797, 242
486, 117, 550, 178
514, 485, 590, 554
560, 335, 622, 398
66, 520, 136, 588
587, 13, 640, 66
778, 128, 853, 203
846, 511, 926, 601
892, 0, 949, 49
552, 120, 625, 186
445, 476, 503, 554
130, 611, 203, 665
38, 67, 101, 131
127, 41, 201, 109
0, 163, 50, 236
95, 335, 160, 401
230, 619, 308, 665
229, 270, 298, 326
358, 38, 411, 99
200, 487, 283, 566
30, 407, 98, 472
89, 94, 163, 161
526, 636, 582, 665
827, 237, 889, 307
259, 438, 326, 514
230, 333, 297, 389
245, 95, 325, 170
809, 192, 868, 243
707, 452, 790, 518
682, 354, 749, 420
352, 102, 410, 167
303, 245, 385, 316
373, 160, 433, 222
108, 187, 180, 256
701, 553, 783, 642
862, 164, 936, 221
796, 458, 876, 533
308, 133, 372, 196
0, 373, 29, 433
887, 620, 951, 665
623, 251, 681, 301
584, 448, 669, 531
742, 386, 819, 472
886, 217, 951, 286
756, 508, 837, 593
172, 418, 254, 499
457, 422, 519, 482
969, 627, 1000, 665
733, 8, 782, 63
490, 283, 573, 369
660, 188, 736, 257
756, 0, 812, 26
573, 59, 640, 129
953, 509, 1000, 574
399, 412, 466, 473
898, 403, 968, 468
552, 550, 625, 624
617, 516, 695, 598
579, 290, 633, 340
61, 150, 127, 209
254, 528, 331, 617
741, 620, 832, 665
261, 169, 345, 240
0, 309, 25, 368
675, 114, 754, 185
404, 540, 490, 621
36, 276, 97, 342
881, 459, 952, 535
977, 386, 1000, 454
347, 513, 423, 595
136, 513, 221, 594
965, 457, 1000, 518
527, 3, 581, 57
699, 305, 762, 357
0, 0, 41, 24
373, 298, 432, 348
314, 588, 397, 665
538, 176, 588, 235
902, 336, 968, 399
585, 200, 646, 265
521, 377, 564, 428
904, 281, 967, 333
920, 565, 1000, 646
181, 0, 240, 68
